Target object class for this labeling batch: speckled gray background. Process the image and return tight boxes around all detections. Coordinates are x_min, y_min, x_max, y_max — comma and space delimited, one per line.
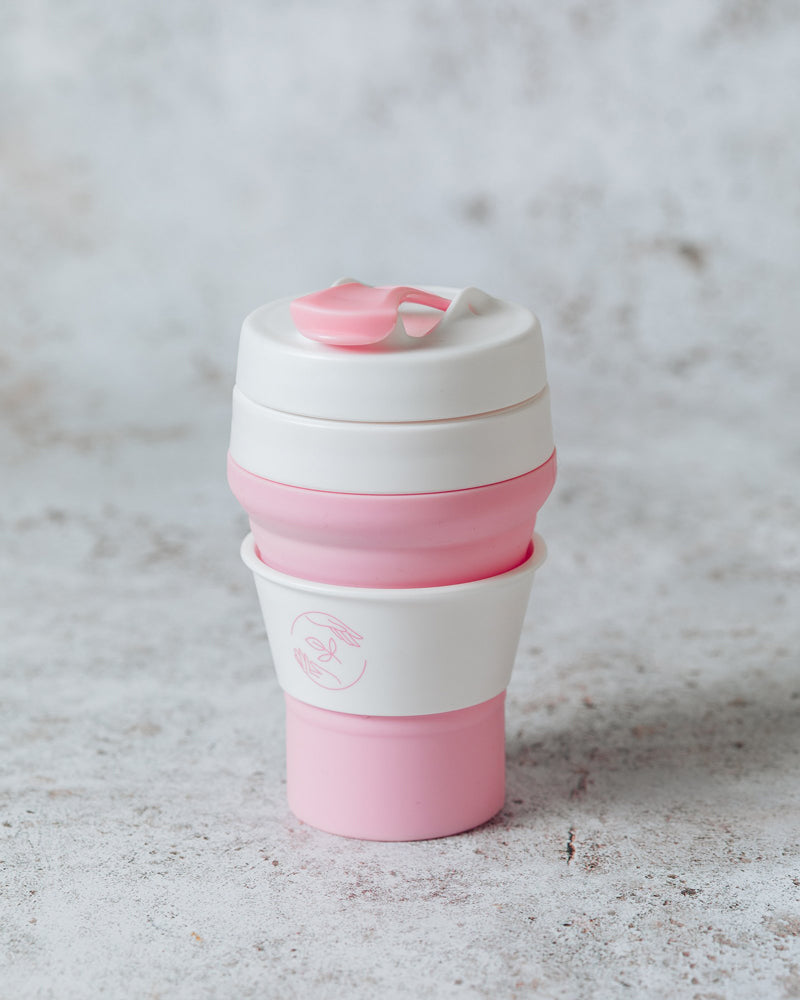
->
2, 2, 800, 998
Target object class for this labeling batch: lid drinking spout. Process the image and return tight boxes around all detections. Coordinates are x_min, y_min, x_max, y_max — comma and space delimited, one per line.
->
290, 281, 452, 346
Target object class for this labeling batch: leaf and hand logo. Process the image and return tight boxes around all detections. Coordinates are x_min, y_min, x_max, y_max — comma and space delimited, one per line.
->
290, 612, 366, 691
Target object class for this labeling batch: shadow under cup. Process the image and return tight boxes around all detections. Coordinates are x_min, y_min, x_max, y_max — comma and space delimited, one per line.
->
232, 451, 555, 841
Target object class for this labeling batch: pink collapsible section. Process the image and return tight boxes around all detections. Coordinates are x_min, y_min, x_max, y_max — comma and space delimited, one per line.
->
285, 691, 506, 841
227, 449, 556, 588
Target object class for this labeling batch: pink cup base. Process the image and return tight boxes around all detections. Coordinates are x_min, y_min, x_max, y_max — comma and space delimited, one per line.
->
285, 692, 506, 841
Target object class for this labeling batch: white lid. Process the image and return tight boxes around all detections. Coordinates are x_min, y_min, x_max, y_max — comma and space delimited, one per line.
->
235, 283, 548, 422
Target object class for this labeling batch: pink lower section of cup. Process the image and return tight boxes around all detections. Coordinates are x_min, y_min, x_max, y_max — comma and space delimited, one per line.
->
285, 691, 507, 841
230, 453, 556, 839
227, 450, 556, 587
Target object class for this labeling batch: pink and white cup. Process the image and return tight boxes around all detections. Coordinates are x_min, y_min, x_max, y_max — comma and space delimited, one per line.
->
228, 280, 556, 840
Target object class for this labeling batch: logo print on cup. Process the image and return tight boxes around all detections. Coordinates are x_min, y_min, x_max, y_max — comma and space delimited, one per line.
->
291, 612, 366, 691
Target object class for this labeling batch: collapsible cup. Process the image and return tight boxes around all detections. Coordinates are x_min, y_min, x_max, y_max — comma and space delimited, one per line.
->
229, 280, 556, 839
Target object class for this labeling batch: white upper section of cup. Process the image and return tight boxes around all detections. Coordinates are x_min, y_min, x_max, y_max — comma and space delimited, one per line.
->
235, 285, 548, 422
230, 281, 554, 492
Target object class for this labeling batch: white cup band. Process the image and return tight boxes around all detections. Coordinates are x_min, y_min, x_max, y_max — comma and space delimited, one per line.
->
242, 533, 547, 717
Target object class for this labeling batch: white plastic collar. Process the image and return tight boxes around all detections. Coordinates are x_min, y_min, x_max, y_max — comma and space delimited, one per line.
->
242, 532, 546, 716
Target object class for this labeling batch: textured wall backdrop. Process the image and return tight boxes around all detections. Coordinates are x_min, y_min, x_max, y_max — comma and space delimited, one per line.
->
3, 0, 798, 446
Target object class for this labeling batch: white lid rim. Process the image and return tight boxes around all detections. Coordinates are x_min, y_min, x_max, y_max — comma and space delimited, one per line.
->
229, 384, 555, 493
234, 383, 550, 426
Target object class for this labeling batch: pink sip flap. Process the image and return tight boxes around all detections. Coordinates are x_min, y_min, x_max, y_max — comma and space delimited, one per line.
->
290, 282, 452, 346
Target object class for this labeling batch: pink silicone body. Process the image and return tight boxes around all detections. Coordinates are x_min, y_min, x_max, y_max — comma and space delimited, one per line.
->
229, 450, 556, 840
285, 691, 506, 841
228, 450, 556, 588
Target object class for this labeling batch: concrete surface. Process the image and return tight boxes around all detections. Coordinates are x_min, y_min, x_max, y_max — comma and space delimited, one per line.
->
1, 2, 799, 998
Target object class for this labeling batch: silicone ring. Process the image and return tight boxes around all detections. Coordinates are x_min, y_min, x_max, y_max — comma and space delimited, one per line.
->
228, 450, 556, 587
